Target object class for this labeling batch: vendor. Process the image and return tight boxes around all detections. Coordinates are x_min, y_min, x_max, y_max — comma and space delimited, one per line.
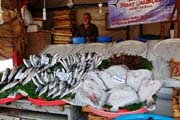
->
75, 12, 99, 42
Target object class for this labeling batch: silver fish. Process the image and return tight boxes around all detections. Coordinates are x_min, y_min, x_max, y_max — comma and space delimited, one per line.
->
0, 68, 11, 84
47, 86, 59, 98
50, 53, 60, 66
59, 59, 69, 71
35, 73, 45, 85
35, 85, 43, 94
77, 69, 85, 82
0, 81, 19, 93
64, 82, 82, 96
14, 66, 26, 80
7, 67, 20, 83
50, 73, 55, 82
48, 81, 57, 90
32, 54, 41, 67
38, 85, 48, 96
29, 55, 35, 67
52, 84, 62, 99
44, 71, 50, 83
60, 87, 69, 99
32, 76, 41, 87
22, 69, 36, 85
23, 59, 32, 68
95, 57, 102, 68
65, 55, 71, 66
41, 53, 52, 65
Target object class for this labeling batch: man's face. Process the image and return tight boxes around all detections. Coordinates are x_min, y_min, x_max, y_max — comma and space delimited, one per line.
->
83, 14, 91, 25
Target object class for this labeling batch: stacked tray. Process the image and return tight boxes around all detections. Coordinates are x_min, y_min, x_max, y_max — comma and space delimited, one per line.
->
52, 10, 76, 44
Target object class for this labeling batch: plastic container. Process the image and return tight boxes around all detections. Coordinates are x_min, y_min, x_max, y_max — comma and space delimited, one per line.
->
28, 97, 66, 106
0, 94, 24, 104
85, 106, 147, 118
97, 36, 112, 43
115, 113, 175, 120
72, 37, 87, 44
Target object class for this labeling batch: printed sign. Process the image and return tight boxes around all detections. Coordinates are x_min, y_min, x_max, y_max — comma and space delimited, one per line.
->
108, 0, 176, 28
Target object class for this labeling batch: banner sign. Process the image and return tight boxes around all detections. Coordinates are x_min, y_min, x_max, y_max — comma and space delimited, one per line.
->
108, 0, 176, 28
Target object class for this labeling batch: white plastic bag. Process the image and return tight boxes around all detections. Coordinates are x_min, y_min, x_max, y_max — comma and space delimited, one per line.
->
21, 7, 33, 26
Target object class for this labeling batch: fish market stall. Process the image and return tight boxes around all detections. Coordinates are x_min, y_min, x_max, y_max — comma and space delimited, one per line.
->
0, 39, 179, 119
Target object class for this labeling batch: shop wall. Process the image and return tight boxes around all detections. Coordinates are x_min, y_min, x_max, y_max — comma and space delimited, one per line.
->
75, 6, 174, 41
29, 6, 175, 41
75, 7, 127, 41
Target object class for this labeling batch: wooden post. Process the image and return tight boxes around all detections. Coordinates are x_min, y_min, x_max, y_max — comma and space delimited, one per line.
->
177, 0, 180, 37
139, 24, 143, 38
160, 22, 165, 39
126, 26, 130, 40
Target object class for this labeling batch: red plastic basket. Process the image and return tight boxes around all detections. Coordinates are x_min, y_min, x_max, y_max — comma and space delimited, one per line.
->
86, 106, 147, 118
0, 94, 24, 104
28, 97, 66, 106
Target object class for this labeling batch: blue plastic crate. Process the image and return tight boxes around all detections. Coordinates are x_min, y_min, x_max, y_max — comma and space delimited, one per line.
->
72, 37, 87, 44
115, 113, 174, 120
97, 36, 112, 43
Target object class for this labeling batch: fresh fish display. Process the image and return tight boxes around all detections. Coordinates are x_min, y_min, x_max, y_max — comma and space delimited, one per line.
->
0, 50, 162, 113
0, 52, 104, 100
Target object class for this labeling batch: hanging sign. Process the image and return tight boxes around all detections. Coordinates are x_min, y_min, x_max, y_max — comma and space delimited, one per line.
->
108, 0, 176, 28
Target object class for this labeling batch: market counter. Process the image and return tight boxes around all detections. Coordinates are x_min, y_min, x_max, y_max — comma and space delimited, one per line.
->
0, 39, 178, 119
41, 40, 176, 117
0, 99, 84, 120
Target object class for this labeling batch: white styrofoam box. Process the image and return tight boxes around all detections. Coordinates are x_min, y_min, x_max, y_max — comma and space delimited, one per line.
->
152, 38, 180, 61
111, 40, 148, 57
32, 21, 43, 27
27, 25, 41, 32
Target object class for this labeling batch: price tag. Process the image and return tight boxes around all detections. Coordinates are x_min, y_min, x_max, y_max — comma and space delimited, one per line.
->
112, 73, 126, 84
41, 56, 50, 65
56, 72, 69, 81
